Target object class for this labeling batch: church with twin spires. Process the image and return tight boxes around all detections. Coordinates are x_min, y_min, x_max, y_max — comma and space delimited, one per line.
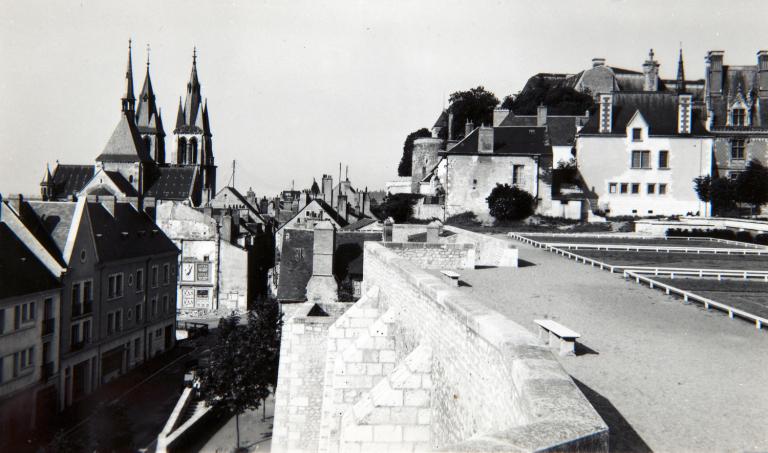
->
40, 41, 217, 207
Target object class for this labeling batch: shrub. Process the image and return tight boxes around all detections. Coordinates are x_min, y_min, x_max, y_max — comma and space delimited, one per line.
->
375, 193, 422, 223
486, 184, 534, 221
754, 234, 768, 245
446, 211, 480, 226
735, 231, 753, 243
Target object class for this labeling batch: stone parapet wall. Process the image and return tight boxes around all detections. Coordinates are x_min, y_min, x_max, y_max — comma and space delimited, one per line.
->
361, 242, 607, 451
442, 225, 518, 267
378, 242, 476, 270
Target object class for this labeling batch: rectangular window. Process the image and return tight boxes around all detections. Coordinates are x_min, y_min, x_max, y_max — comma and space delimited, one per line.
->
632, 128, 642, 141
512, 165, 525, 185
163, 295, 169, 314
733, 108, 746, 126
108, 274, 123, 298
71, 324, 80, 347
151, 266, 159, 288
83, 320, 91, 343
151, 298, 157, 317
136, 269, 144, 291
136, 304, 143, 322
659, 184, 668, 195
107, 312, 114, 335
631, 150, 650, 169
115, 310, 122, 332
134, 339, 141, 359
72, 283, 81, 313
647, 183, 655, 194
731, 139, 745, 160
658, 150, 669, 169
631, 183, 640, 194
620, 183, 628, 194
609, 183, 617, 194
163, 264, 170, 285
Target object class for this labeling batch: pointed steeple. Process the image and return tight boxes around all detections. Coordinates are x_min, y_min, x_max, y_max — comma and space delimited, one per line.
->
136, 53, 158, 130
677, 46, 686, 93
122, 39, 136, 113
40, 163, 54, 200
177, 47, 203, 131
175, 97, 184, 130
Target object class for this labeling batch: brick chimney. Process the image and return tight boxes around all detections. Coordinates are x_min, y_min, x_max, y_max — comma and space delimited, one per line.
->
642, 49, 660, 92
322, 174, 333, 204
478, 126, 494, 154
537, 105, 547, 127
758, 50, 768, 95
706, 50, 725, 96
464, 119, 474, 138
598, 93, 613, 133
678, 94, 693, 134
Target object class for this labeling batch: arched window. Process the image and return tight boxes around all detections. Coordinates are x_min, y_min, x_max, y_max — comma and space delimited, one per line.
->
189, 138, 198, 164
178, 138, 187, 164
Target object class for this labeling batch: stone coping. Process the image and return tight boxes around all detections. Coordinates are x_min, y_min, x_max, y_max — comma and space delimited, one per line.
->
380, 242, 475, 251
364, 242, 608, 451
444, 225, 519, 249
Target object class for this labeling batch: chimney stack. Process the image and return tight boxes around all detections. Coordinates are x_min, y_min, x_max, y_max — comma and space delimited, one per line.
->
758, 50, 768, 95
337, 194, 348, 222
537, 105, 547, 127
464, 119, 474, 138
642, 49, 660, 92
478, 126, 494, 154
447, 112, 454, 141
305, 220, 338, 302
706, 50, 725, 96
592, 58, 606, 67
598, 93, 613, 133
322, 174, 333, 204
678, 94, 693, 134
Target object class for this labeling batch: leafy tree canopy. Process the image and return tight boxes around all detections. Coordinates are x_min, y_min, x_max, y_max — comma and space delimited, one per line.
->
503, 77, 594, 115
448, 86, 499, 140
373, 193, 421, 223
486, 184, 535, 221
398, 128, 432, 177
735, 159, 768, 213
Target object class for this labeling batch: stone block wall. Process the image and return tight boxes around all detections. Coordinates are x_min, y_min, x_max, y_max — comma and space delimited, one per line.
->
442, 226, 518, 267
378, 242, 476, 270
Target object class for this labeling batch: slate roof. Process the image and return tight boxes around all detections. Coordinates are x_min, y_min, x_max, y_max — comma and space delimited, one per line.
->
144, 166, 198, 201
0, 223, 61, 299
341, 218, 378, 231
86, 202, 178, 263
19, 201, 78, 265
444, 126, 550, 156
51, 165, 94, 200
104, 171, 139, 197
211, 186, 265, 224
580, 92, 710, 136
433, 110, 448, 128
96, 113, 152, 163
708, 65, 768, 127
500, 115, 586, 146
276, 229, 314, 302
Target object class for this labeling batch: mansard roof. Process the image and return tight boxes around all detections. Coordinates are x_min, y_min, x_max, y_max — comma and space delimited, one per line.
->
50, 164, 95, 200
0, 222, 61, 300
580, 92, 710, 136
96, 112, 153, 163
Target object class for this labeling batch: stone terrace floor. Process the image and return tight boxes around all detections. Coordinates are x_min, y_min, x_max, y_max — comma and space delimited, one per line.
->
445, 239, 768, 453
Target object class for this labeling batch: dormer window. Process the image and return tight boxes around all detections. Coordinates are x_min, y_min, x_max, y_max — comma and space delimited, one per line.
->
732, 108, 746, 126
632, 128, 642, 141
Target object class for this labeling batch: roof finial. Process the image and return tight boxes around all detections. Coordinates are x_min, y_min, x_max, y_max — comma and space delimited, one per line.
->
146, 43, 151, 67
193, 46, 197, 65
649, 48, 655, 61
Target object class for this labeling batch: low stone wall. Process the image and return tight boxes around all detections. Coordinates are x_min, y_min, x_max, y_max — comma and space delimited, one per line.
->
359, 242, 607, 451
379, 242, 476, 270
391, 224, 430, 243
442, 225, 518, 267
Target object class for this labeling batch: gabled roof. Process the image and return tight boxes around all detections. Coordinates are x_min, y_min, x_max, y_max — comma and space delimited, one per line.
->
51, 164, 94, 200
277, 198, 349, 230
433, 110, 448, 128
144, 166, 198, 201
96, 112, 152, 163
19, 201, 79, 266
85, 202, 178, 263
444, 126, 550, 156
580, 92, 710, 136
0, 223, 61, 299
104, 171, 139, 196
210, 186, 265, 224
341, 218, 378, 231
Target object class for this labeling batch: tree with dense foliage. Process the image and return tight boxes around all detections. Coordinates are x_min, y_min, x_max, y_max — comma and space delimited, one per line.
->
198, 303, 284, 450
374, 193, 421, 222
503, 77, 594, 115
735, 159, 768, 214
486, 184, 535, 221
398, 128, 432, 176
448, 86, 499, 139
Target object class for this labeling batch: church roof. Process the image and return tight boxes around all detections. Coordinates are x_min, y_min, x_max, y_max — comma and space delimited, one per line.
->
0, 222, 61, 300
51, 164, 95, 200
580, 92, 710, 136
135, 66, 164, 136
95, 112, 152, 163
104, 171, 139, 197
175, 51, 210, 135
144, 166, 198, 201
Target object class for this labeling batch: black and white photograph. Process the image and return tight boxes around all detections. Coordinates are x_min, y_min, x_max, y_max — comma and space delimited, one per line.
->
1, 1, 767, 452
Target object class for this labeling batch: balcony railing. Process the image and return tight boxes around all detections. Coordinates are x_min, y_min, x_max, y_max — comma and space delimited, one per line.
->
42, 318, 55, 336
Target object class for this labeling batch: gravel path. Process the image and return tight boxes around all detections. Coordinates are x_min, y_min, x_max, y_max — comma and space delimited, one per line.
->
457, 240, 768, 453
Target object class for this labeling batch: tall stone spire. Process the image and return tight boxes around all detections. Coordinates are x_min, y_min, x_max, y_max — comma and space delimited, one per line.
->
676, 46, 686, 93
122, 39, 136, 114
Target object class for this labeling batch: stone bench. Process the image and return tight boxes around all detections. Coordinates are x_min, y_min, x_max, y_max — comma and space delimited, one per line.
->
440, 270, 460, 286
534, 319, 581, 356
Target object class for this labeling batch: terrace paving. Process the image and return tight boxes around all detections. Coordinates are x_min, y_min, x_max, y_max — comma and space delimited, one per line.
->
450, 239, 768, 453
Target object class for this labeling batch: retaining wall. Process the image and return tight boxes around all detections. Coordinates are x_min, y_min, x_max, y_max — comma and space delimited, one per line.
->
442, 225, 518, 267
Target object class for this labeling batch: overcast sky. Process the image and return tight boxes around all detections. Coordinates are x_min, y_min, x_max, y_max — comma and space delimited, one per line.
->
2, 0, 767, 198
